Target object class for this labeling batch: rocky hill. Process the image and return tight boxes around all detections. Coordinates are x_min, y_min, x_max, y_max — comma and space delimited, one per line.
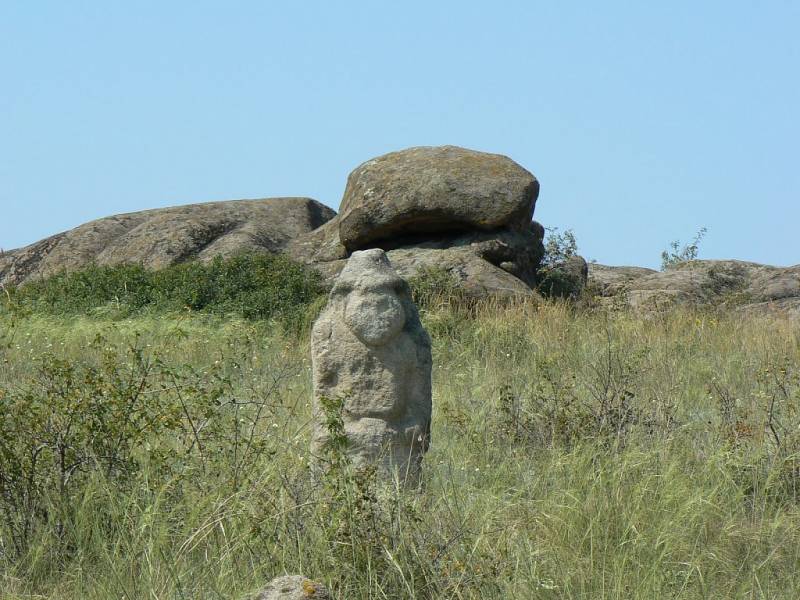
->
0, 197, 335, 287
1, 144, 797, 318
589, 260, 800, 319
1, 146, 547, 298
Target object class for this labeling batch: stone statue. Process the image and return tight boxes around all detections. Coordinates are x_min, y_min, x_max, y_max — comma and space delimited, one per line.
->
311, 249, 432, 481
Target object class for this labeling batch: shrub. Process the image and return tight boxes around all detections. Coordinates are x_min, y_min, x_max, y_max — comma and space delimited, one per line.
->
4, 263, 155, 315
661, 227, 708, 270
0, 336, 219, 558
1, 253, 325, 328
0, 329, 297, 564
496, 331, 661, 450
536, 262, 585, 299
540, 227, 578, 269
536, 228, 584, 299
711, 358, 800, 505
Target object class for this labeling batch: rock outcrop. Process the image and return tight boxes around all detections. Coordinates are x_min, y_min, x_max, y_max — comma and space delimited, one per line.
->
310, 249, 432, 481
2, 145, 545, 297
12, 145, 796, 315
255, 575, 330, 600
337, 145, 539, 250
588, 260, 800, 318
0, 198, 335, 287
288, 146, 545, 297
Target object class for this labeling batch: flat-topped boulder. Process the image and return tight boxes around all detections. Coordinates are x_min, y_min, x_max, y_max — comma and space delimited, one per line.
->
337, 145, 539, 251
0, 197, 335, 287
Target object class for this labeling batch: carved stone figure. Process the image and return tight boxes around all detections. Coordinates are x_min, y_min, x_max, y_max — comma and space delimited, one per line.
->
311, 249, 432, 480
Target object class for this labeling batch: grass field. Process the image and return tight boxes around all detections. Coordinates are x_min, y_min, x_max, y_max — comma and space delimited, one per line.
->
1, 298, 799, 599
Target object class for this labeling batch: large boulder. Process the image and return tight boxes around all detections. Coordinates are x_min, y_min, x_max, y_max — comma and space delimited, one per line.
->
310, 249, 432, 482
337, 145, 539, 251
0, 198, 335, 287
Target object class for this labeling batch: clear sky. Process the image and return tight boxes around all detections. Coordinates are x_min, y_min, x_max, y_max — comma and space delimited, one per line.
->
1, 2, 798, 268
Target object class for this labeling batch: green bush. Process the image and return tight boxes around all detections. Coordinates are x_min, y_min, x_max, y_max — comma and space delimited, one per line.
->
540, 227, 578, 269
536, 265, 584, 299
1, 253, 324, 327
536, 228, 584, 298
661, 227, 708, 270
0, 335, 235, 560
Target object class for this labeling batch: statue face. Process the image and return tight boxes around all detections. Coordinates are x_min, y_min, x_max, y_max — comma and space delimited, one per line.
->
344, 285, 406, 346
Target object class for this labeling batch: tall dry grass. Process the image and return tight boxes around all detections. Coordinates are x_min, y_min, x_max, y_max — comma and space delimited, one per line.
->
0, 301, 799, 599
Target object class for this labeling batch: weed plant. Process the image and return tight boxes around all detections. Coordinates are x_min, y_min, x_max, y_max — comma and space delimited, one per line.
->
661, 228, 708, 270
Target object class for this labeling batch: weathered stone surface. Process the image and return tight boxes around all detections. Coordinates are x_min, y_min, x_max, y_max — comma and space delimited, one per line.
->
0, 198, 335, 287
738, 297, 800, 320
337, 145, 539, 251
537, 255, 589, 299
387, 226, 544, 298
588, 260, 800, 319
585, 264, 658, 297
291, 218, 545, 298
255, 575, 330, 600
288, 216, 348, 265
311, 249, 432, 480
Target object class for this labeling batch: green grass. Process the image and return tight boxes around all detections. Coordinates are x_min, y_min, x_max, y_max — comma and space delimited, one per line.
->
1, 299, 799, 599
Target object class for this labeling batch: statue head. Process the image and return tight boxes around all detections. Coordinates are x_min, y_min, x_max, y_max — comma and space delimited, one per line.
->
331, 249, 411, 346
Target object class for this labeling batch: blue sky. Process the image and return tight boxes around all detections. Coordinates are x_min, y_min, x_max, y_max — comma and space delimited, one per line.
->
1, 2, 798, 268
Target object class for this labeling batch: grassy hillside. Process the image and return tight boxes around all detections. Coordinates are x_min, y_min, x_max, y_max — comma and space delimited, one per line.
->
1, 293, 799, 598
